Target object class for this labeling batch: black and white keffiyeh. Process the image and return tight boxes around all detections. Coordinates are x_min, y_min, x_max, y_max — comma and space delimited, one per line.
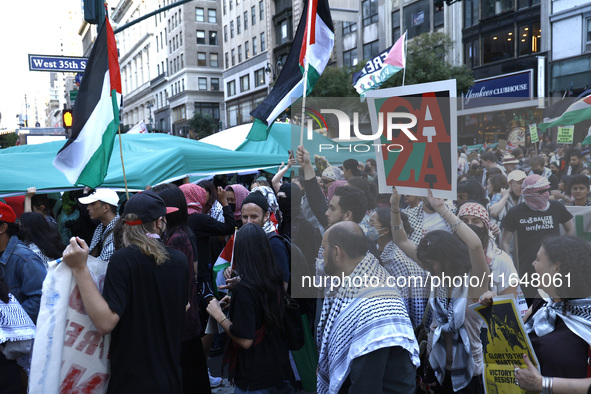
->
89, 214, 120, 263
317, 253, 420, 394
524, 295, 591, 345
209, 200, 225, 223
380, 241, 429, 328
404, 201, 456, 246
429, 284, 474, 392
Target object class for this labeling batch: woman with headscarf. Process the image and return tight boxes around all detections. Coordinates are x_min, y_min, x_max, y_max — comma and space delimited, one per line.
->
250, 186, 279, 233
225, 184, 249, 228
320, 166, 345, 196
390, 188, 490, 393
198, 180, 225, 223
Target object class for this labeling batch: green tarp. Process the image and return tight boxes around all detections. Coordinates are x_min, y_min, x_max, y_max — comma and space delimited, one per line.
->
0, 133, 286, 197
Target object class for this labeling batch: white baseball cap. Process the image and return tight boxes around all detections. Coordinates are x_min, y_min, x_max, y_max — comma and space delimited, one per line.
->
78, 188, 119, 206
507, 170, 527, 183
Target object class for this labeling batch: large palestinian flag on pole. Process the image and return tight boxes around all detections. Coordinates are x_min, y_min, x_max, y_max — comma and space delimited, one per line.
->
53, 16, 122, 188
247, 0, 334, 141
539, 94, 591, 131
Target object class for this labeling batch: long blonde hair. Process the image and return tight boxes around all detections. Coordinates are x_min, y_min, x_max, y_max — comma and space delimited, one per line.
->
122, 213, 169, 265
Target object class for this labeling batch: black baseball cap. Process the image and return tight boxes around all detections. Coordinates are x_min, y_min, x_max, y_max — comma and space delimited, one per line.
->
123, 190, 178, 225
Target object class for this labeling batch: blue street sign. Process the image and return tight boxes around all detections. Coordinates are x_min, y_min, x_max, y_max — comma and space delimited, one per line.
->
28, 54, 88, 72
75, 73, 83, 86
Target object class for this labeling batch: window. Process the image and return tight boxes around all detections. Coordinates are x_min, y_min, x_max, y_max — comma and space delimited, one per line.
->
259, 1, 264, 20
180, 53, 184, 68
227, 80, 236, 96
157, 64, 160, 74
211, 78, 220, 91
228, 104, 238, 127
464, 0, 479, 28
255, 68, 265, 87
483, 27, 515, 64
343, 48, 358, 67
224, 25, 228, 42
252, 36, 258, 55
244, 11, 248, 30
362, 0, 378, 26
279, 20, 289, 44
229, 0, 233, 10
240, 75, 250, 92
225, 52, 229, 68
518, 22, 541, 55
196, 8, 204, 22
208, 9, 217, 23
252, 6, 256, 25
238, 45, 242, 62
261, 32, 266, 51
586, 18, 591, 51
465, 39, 480, 68
196, 30, 205, 44
343, 21, 357, 36
518, 0, 540, 9
392, 11, 400, 43
180, 31, 183, 46
197, 52, 207, 66
209, 31, 218, 45
210, 53, 219, 67
198, 77, 207, 90
237, 16, 241, 34
404, 0, 430, 38
434, 1, 444, 28
245, 41, 250, 59
363, 40, 379, 60
223, 0, 227, 15
231, 49, 236, 66
195, 102, 220, 122
482, 0, 514, 19
230, 21, 234, 38
156, 36, 159, 52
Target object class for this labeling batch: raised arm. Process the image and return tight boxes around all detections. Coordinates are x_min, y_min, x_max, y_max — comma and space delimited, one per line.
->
426, 189, 490, 296
389, 188, 418, 262
488, 188, 509, 220
271, 153, 295, 193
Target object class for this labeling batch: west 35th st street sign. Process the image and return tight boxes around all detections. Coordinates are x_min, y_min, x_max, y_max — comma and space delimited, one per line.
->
28, 54, 88, 72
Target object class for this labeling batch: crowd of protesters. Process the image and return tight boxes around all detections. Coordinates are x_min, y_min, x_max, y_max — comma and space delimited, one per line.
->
1, 140, 591, 394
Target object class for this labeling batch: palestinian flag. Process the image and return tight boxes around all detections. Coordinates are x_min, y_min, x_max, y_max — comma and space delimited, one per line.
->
247, 0, 334, 141
539, 94, 591, 131
53, 16, 122, 188
213, 230, 236, 297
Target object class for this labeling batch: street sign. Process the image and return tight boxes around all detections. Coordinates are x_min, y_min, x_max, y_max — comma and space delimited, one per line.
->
28, 54, 88, 72
70, 90, 79, 101
75, 73, 83, 86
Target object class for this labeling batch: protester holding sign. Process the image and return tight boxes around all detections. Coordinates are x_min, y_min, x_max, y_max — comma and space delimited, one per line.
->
62, 191, 188, 393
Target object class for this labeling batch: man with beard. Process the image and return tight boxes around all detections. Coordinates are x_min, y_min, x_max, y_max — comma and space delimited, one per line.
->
316, 221, 419, 393
501, 174, 574, 299
567, 148, 587, 175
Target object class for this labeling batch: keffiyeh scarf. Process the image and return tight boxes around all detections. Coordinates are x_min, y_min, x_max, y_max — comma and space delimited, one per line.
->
251, 186, 279, 234
524, 295, 591, 345
429, 284, 474, 392
521, 174, 551, 212
317, 253, 420, 394
180, 183, 208, 214
225, 184, 249, 222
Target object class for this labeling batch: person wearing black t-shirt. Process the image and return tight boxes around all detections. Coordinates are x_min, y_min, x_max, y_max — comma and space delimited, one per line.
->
63, 191, 188, 393
501, 174, 574, 299
207, 223, 293, 393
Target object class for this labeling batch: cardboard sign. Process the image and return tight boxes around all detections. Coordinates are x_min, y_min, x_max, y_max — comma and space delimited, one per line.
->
529, 124, 539, 143
366, 80, 457, 200
557, 126, 574, 144
30, 256, 110, 393
497, 139, 508, 152
471, 296, 539, 394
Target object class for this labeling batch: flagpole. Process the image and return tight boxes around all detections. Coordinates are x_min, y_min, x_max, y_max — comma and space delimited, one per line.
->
402, 31, 408, 86
117, 125, 130, 200
299, 0, 315, 147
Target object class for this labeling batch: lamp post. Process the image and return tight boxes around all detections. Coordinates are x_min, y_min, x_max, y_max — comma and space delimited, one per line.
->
264, 58, 284, 93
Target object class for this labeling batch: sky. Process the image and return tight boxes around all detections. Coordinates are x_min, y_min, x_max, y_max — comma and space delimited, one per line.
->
0, 0, 83, 129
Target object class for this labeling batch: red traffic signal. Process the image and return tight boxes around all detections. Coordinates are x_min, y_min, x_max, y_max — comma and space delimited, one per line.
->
62, 109, 73, 129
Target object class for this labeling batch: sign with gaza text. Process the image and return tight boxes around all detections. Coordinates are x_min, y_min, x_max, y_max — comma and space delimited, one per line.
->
366, 80, 457, 200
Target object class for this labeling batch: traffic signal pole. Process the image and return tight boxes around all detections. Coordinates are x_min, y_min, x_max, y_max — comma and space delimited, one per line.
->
112, 0, 194, 34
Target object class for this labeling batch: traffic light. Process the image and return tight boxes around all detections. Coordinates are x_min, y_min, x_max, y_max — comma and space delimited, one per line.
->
62, 109, 73, 129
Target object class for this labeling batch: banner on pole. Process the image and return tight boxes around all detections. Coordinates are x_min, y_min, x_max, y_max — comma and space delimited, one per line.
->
528, 123, 539, 143
366, 80, 457, 200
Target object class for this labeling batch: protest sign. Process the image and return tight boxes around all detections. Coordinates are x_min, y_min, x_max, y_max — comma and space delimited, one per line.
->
471, 296, 539, 394
557, 126, 574, 144
30, 256, 110, 393
366, 80, 457, 200
562, 206, 591, 241
528, 124, 539, 143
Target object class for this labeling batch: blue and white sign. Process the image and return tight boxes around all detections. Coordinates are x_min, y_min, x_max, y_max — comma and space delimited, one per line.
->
28, 55, 88, 72
463, 69, 533, 110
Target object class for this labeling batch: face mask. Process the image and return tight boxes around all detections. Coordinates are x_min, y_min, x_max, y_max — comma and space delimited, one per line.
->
471, 164, 479, 171
228, 203, 236, 212
532, 168, 543, 175
366, 226, 380, 242
278, 198, 291, 213
467, 223, 488, 246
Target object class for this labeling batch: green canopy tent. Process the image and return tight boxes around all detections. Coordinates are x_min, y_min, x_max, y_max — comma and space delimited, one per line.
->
0, 133, 286, 197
